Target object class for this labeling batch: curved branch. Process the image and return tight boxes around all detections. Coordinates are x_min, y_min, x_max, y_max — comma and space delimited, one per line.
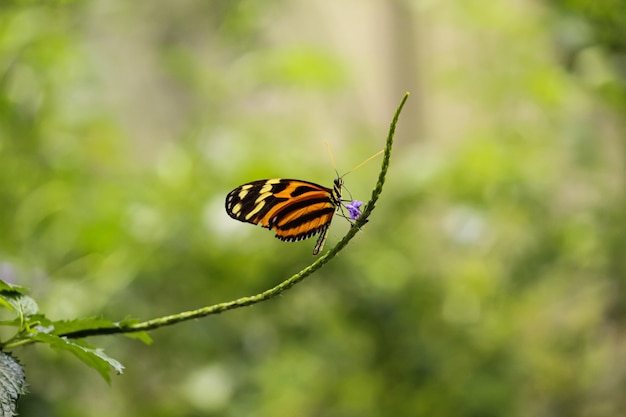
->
53, 92, 410, 340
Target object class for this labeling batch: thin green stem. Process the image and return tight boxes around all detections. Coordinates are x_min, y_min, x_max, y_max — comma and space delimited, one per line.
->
16, 92, 409, 342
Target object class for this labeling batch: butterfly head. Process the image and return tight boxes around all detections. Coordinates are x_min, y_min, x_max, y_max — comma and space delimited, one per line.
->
331, 177, 343, 206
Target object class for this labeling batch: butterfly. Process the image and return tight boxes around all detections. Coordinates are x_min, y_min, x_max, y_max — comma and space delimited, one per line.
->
224, 147, 380, 255
226, 143, 383, 256
225, 178, 345, 255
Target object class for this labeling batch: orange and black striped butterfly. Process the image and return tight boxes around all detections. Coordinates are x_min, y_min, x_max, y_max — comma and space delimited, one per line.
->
225, 177, 344, 255
225, 147, 380, 255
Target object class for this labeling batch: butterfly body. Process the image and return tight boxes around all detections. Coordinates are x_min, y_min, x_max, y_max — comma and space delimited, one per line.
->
225, 178, 343, 255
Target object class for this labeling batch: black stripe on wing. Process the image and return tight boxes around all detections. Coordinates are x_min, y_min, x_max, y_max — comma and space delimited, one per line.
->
273, 206, 336, 242
225, 179, 289, 224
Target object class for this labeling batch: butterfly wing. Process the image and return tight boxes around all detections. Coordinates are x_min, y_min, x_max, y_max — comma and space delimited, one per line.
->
225, 179, 339, 246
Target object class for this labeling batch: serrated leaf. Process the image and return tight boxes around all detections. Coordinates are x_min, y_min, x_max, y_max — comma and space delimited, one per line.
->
0, 352, 27, 417
32, 334, 124, 383
48, 316, 152, 345
50, 317, 120, 336
0, 280, 28, 296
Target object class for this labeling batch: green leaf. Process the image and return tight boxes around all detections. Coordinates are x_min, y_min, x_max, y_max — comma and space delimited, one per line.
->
0, 352, 27, 417
32, 333, 124, 383
49, 316, 152, 344
0, 280, 29, 296
49, 317, 120, 335
0, 281, 36, 317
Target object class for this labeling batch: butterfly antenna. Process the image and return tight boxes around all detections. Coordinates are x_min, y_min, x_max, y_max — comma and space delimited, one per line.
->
343, 149, 384, 177
325, 141, 341, 178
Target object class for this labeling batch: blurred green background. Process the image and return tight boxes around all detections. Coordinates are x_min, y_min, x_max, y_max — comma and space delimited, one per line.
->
1, 0, 625, 416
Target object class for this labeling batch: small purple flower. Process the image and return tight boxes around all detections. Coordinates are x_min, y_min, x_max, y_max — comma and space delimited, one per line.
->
345, 200, 364, 220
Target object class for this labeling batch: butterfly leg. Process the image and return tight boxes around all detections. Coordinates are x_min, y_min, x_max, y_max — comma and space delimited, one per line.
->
312, 224, 330, 255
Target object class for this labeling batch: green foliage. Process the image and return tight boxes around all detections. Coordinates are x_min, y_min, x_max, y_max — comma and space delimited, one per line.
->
0, 281, 132, 385
28, 334, 123, 383
1, 0, 626, 416
0, 352, 26, 417
0, 352, 25, 417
